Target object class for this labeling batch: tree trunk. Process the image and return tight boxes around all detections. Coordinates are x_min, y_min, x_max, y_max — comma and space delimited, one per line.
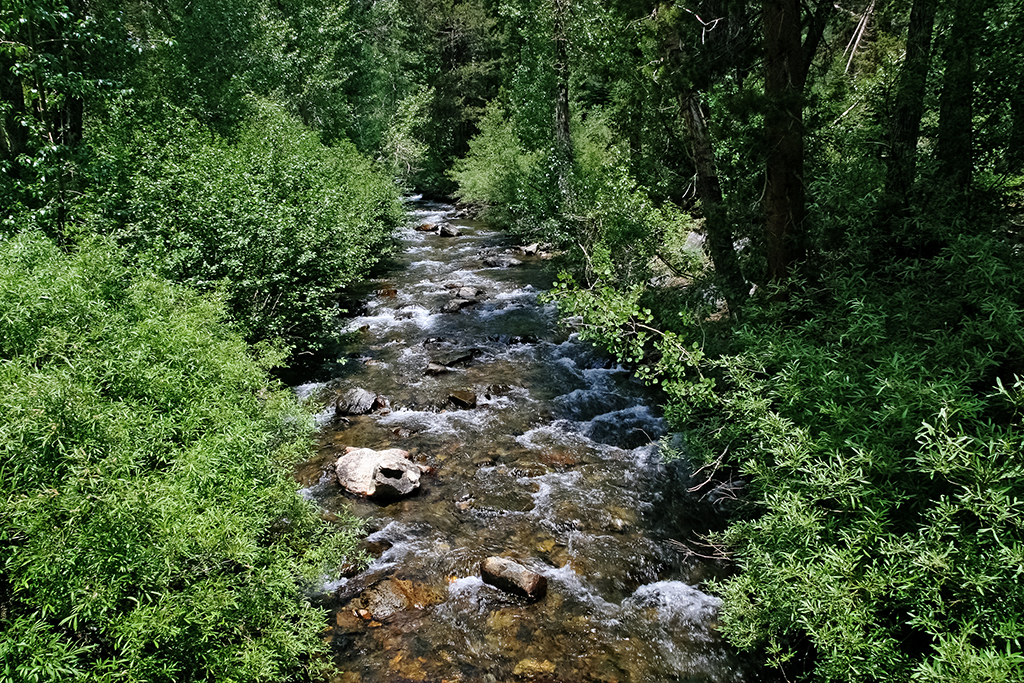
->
680, 91, 747, 319
936, 0, 973, 192
552, 0, 573, 206
552, 0, 572, 159
1009, 78, 1024, 173
881, 0, 939, 214
763, 0, 805, 283
0, 55, 29, 162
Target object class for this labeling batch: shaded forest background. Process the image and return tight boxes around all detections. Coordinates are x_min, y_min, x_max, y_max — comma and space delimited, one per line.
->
3, 0, 1023, 681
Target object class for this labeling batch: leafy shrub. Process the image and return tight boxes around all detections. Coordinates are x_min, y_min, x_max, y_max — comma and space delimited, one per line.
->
112, 101, 403, 349
450, 101, 545, 227
553, 228, 1024, 681
0, 233, 361, 682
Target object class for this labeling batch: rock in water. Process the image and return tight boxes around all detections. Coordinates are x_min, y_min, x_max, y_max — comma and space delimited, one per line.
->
439, 223, 462, 237
425, 362, 451, 375
336, 447, 423, 499
480, 556, 547, 601
483, 255, 522, 268
441, 298, 474, 313
336, 387, 383, 415
448, 390, 477, 409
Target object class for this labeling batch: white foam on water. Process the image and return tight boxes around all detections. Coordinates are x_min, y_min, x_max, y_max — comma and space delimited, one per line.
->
320, 576, 350, 593
408, 259, 447, 272
582, 404, 666, 447
296, 469, 335, 500
543, 563, 619, 618
293, 381, 324, 402
347, 306, 437, 334
621, 581, 723, 644
378, 406, 504, 435
494, 286, 539, 302
515, 420, 587, 451
447, 574, 486, 597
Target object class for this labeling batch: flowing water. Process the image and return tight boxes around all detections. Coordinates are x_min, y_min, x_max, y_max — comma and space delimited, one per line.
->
294, 199, 762, 683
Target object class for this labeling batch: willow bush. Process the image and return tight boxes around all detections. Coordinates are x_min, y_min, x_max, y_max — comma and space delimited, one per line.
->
547, 224, 1024, 682
0, 233, 362, 682
109, 101, 403, 350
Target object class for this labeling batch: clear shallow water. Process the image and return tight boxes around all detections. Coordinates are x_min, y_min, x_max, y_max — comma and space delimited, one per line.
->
294, 199, 763, 683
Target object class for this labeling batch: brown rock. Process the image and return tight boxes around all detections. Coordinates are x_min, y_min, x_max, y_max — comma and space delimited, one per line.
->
448, 390, 477, 409
480, 556, 547, 601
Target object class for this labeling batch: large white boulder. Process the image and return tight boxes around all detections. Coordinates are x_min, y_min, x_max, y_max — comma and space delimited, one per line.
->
336, 447, 424, 499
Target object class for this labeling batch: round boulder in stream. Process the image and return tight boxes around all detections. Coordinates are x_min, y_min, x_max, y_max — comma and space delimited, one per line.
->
336, 387, 388, 416
336, 447, 425, 500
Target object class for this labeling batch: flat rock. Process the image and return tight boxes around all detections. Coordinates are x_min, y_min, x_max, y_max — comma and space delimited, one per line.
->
448, 390, 477, 409
480, 556, 547, 601
425, 362, 451, 375
441, 298, 474, 313
438, 349, 479, 367
336, 447, 424, 499
483, 255, 522, 268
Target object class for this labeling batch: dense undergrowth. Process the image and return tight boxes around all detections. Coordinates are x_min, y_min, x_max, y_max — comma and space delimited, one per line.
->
0, 235, 364, 681
451, 36, 1024, 683
2, 1, 404, 679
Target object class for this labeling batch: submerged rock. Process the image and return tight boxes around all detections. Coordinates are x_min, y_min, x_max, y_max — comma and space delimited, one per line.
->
480, 556, 547, 601
483, 255, 522, 268
425, 362, 451, 375
441, 298, 474, 313
336, 447, 424, 499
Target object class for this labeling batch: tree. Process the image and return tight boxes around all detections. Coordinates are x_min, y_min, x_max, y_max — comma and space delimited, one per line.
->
680, 90, 748, 318
880, 0, 939, 216
762, 0, 830, 282
935, 0, 975, 192
0, 0, 119, 240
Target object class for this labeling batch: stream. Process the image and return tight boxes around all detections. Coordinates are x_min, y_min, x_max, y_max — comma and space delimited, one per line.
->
293, 199, 762, 683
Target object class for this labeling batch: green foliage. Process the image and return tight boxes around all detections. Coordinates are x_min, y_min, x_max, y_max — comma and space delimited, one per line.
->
449, 100, 546, 225
557, 228, 1024, 681
110, 101, 402, 349
380, 86, 434, 191
0, 233, 363, 682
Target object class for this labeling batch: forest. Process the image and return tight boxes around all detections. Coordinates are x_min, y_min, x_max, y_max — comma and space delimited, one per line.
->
2, 0, 1023, 681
